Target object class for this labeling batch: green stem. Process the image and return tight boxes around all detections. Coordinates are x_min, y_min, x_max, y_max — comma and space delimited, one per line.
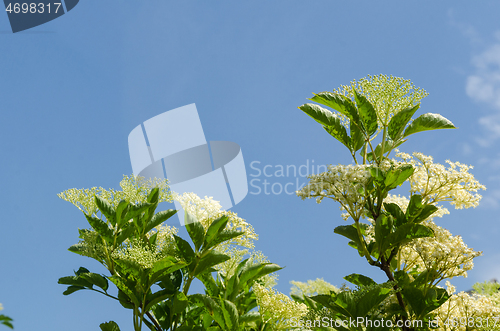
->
379, 125, 388, 164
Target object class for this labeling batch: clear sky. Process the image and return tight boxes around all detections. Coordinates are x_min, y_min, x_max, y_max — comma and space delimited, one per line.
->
1, 1, 500, 330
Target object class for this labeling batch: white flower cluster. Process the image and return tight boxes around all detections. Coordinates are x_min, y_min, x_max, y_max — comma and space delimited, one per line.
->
253, 283, 308, 330
296, 164, 370, 221
433, 281, 500, 331
396, 152, 486, 209
111, 225, 179, 270
400, 220, 482, 280
58, 175, 172, 216
334, 74, 429, 126
173, 192, 258, 249
290, 278, 338, 299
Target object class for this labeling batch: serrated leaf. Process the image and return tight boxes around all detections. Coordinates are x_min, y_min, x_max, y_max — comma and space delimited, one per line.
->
62, 285, 86, 295
185, 212, 205, 252
150, 256, 187, 284
80, 272, 108, 291
115, 200, 130, 226
204, 229, 244, 250
174, 234, 195, 262
350, 120, 365, 152
109, 276, 140, 306
85, 214, 113, 243
95, 196, 116, 225
99, 321, 121, 331
190, 294, 226, 329
344, 273, 376, 287
221, 299, 239, 330
204, 216, 229, 249
309, 92, 359, 122
324, 122, 351, 151
298, 103, 340, 127
403, 113, 456, 137
384, 203, 406, 227
194, 251, 230, 277
354, 89, 378, 136
388, 104, 419, 140
145, 209, 176, 233
385, 223, 434, 249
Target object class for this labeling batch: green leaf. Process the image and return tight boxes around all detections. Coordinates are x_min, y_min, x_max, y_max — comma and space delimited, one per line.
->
147, 187, 160, 203
309, 92, 359, 122
344, 274, 377, 287
204, 216, 229, 249
62, 285, 86, 295
190, 294, 226, 329
150, 256, 188, 283
324, 122, 351, 151
221, 299, 239, 331
100, 321, 121, 331
115, 200, 130, 226
0, 315, 14, 329
171, 292, 189, 315
384, 164, 414, 190
404, 286, 449, 319
145, 209, 177, 233
354, 89, 378, 136
239, 263, 282, 287
68, 243, 85, 255
79, 272, 109, 291
403, 113, 456, 137
95, 196, 116, 225
58, 275, 92, 288
375, 214, 392, 245
185, 212, 205, 252
109, 276, 140, 306
239, 311, 260, 324
174, 235, 195, 262
298, 103, 341, 127
406, 195, 423, 222
196, 271, 219, 297
385, 223, 434, 248
356, 287, 392, 317
413, 204, 439, 224
350, 120, 365, 152
204, 229, 244, 250
194, 251, 230, 277
384, 203, 406, 227
85, 214, 113, 243
388, 104, 420, 141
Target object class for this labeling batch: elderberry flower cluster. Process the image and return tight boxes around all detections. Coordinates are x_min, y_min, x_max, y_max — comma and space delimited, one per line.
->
296, 164, 370, 220
111, 224, 179, 269
253, 283, 308, 330
396, 151, 486, 209
174, 192, 258, 249
58, 175, 172, 216
334, 74, 429, 126
289, 278, 339, 299
400, 220, 482, 280
433, 281, 500, 331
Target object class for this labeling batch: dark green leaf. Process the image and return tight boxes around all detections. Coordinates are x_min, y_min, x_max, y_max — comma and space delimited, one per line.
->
190, 294, 226, 329
354, 89, 378, 136
85, 214, 113, 243
384, 164, 414, 189
324, 122, 351, 151
62, 285, 86, 295
385, 223, 434, 248
115, 200, 130, 226
298, 103, 340, 127
145, 209, 177, 233
204, 216, 229, 249
174, 235, 195, 262
350, 120, 365, 152
356, 287, 392, 317
221, 299, 239, 330
147, 187, 160, 203
194, 251, 230, 277
185, 212, 205, 252
344, 274, 377, 287
309, 92, 359, 122
109, 276, 140, 306
95, 196, 116, 225
406, 195, 423, 222
0, 315, 13, 329
403, 113, 456, 137
150, 256, 188, 283
171, 292, 189, 315
413, 204, 439, 224
99, 321, 121, 331
384, 203, 406, 227
79, 272, 109, 291
204, 229, 244, 250
388, 104, 419, 141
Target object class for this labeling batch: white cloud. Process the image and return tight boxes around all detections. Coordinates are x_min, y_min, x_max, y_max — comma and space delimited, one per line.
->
465, 35, 500, 147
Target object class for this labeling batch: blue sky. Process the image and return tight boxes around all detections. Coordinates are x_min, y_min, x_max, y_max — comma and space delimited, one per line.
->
1, 1, 500, 330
